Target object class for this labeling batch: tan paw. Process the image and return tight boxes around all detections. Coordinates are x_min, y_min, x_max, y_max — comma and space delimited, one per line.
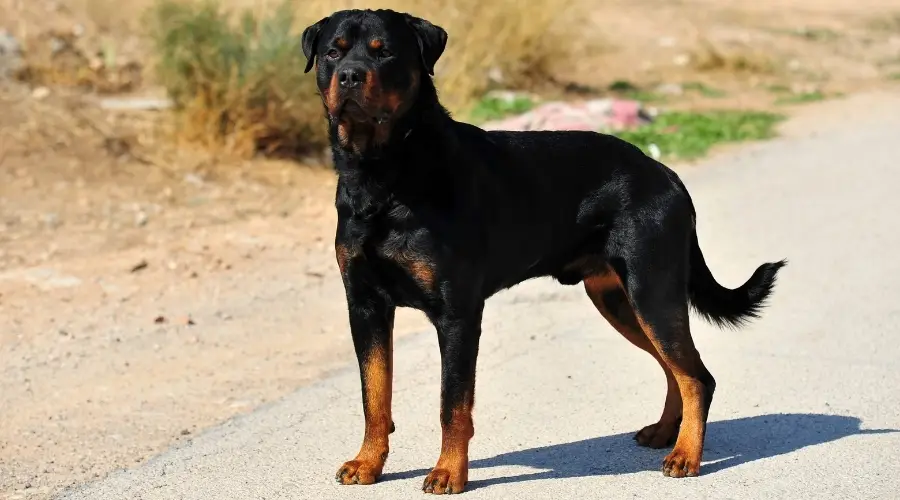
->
335, 458, 383, 485
421, 467, 467, 495
662, 447, 700, 478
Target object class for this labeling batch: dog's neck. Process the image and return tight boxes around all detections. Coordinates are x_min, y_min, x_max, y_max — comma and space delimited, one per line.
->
332, 80, 453, 220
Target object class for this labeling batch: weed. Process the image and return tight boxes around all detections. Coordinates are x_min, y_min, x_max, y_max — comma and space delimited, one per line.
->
767, 84, 792, 94
683, 81, 726, 98
613, 110, 783, 161
775, 91, 826, 105
783, 27, 840, 42
608, 80, 639, 92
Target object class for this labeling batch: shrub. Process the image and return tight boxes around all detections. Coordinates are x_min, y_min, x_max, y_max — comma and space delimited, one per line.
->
148, 0, 324, 158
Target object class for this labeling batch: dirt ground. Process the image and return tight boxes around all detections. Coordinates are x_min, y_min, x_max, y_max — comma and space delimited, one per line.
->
1, 0, 900, 499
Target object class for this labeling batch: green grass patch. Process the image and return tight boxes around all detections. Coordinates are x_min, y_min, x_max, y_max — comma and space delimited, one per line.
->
621, 89, 667, 103
613, 110, 784, 161
683, 81, 726, 98
468, 95, 536, 123
888, 72, 900, 81
607, 80, 638, 92
774, 91, 827, 105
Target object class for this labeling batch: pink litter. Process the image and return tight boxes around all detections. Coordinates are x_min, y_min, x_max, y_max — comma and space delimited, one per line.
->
480, 98, 654, 133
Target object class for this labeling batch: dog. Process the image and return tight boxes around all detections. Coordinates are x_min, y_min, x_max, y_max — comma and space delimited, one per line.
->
301, 9, 785, 494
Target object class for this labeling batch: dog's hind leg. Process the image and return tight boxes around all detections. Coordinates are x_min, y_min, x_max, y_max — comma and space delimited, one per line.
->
584, 269, 683, 449
615, 232, 716, 478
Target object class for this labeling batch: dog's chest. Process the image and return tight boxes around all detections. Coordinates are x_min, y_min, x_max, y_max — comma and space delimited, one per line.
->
338, 211, 439, 305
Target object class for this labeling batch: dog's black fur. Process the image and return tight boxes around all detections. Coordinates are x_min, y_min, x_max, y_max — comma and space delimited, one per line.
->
302, 9, 786, 495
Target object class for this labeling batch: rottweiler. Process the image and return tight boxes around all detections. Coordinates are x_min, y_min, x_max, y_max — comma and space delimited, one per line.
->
301, 8, 786, 494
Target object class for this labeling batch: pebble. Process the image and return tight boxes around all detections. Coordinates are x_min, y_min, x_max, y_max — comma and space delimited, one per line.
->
655, 83, 684, 96
658, 36, 677, 47
32, 87, 51, 100
184, 173, 205, 187
130, 260, 149, 273
42, 213, 61, 229
0, 30, 23, 79
134, 211, 150, 227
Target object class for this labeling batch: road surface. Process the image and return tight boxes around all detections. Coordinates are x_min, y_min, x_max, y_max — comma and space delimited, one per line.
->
59, 93, 900, 499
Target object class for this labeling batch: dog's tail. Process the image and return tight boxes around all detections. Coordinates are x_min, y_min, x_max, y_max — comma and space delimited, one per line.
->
688, 229, 787, 329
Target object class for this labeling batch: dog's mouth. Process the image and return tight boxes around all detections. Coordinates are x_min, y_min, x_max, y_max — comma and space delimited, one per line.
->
338, 100, 390, 125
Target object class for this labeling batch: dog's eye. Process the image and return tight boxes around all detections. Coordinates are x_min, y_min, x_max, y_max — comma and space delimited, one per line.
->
325, 49, 341, 60
378, 49, 393, 59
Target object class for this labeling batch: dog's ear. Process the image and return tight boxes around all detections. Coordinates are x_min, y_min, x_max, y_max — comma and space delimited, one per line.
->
404, 15, 448, 76
302, 16, 330, 74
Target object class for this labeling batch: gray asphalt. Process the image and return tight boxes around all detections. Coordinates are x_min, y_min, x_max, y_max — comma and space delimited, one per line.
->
60, 93, 900, 499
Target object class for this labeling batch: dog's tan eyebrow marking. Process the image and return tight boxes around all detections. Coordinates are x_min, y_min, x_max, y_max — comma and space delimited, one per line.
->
369, 39, 384, 50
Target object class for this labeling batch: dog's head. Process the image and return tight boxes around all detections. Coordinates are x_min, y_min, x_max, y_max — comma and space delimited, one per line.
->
302, 9, 447, 155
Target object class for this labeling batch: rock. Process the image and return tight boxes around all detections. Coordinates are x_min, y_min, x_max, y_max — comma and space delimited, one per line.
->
484, 89, 537, 104
32, 87, 51, 100
655, 83, 684, 96
42, 213, 61, 228
183, 173, 205, 187
487, 67, 504, 85
99, 97, 173, 111
0, 30, 23, 79
129, 260, 149, 273
134, 211, 148, 227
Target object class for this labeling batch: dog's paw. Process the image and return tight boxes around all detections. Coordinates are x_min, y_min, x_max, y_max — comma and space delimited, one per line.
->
662, 447, 700, 478
422, 467, 467, 495
634, 420, 680, 449
335, 459, 382, 485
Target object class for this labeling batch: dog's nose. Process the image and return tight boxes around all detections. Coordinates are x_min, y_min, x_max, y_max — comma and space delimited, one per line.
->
338, 66, 365, 89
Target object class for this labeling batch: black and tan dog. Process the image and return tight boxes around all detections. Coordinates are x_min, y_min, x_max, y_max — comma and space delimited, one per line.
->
302, 9, 785, 495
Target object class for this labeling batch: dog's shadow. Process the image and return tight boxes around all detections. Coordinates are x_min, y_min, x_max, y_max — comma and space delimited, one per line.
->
383, 413, 895, 490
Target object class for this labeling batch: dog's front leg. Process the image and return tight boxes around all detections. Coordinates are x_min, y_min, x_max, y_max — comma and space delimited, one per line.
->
422, 311, 483, 495
335, 292, 396, 486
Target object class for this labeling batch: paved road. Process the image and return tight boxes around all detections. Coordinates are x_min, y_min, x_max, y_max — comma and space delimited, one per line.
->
60, 93, 900, 499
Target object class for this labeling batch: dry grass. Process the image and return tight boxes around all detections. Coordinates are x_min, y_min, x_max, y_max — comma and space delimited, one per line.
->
145, 0, 575, 158
15, 30, 143, 93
